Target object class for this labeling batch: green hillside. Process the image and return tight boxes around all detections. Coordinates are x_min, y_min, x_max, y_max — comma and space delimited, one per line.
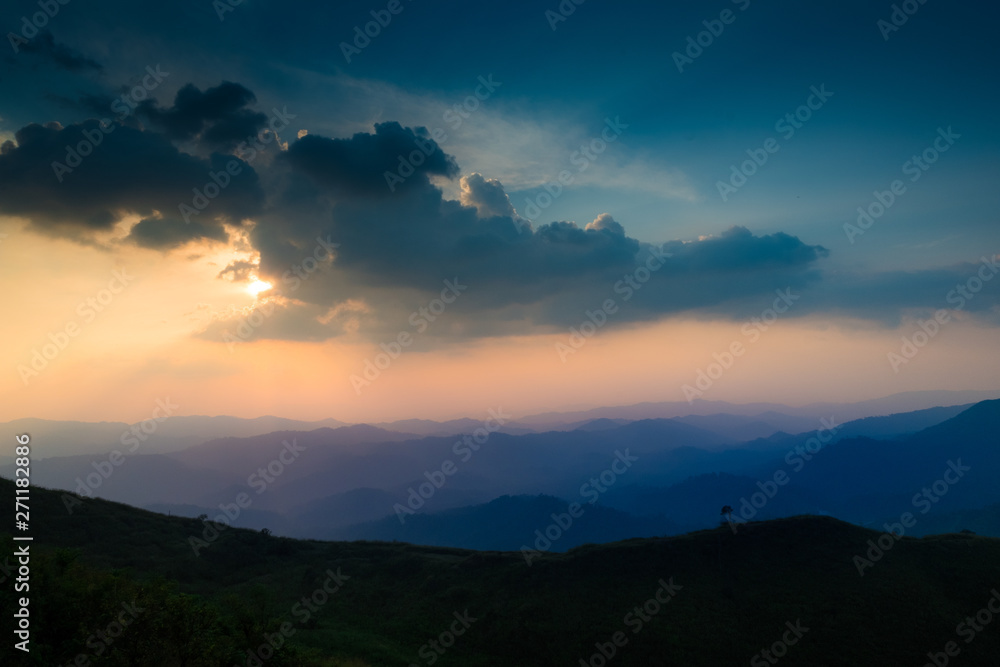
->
3, 477, 1000, 666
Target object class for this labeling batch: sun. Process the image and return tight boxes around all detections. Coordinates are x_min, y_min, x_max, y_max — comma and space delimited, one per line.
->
246, 279, 273, 297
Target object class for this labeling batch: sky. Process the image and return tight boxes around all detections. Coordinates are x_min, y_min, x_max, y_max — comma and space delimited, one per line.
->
1, 0, 999, 423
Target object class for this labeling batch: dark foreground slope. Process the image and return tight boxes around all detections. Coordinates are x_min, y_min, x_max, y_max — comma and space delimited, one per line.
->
3, 477, 1000, 666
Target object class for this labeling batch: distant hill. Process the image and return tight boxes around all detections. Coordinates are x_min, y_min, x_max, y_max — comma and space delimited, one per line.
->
285, 487, 405, 537
0, 414, 348, 459
331, 494, 677, 550
4, 476, 1000, 666
793, 399, 1000, 522
374, 417, 535, 437
571, 417, 632, 432
613, 400, 1000, 532
6, 401, 999, 547
7, 390, 993, 463
8, 452, 238, 508
515, 390, 999, 430
166, 424, 418, 474
672, 412, 816, 441
831, 403, 973, 440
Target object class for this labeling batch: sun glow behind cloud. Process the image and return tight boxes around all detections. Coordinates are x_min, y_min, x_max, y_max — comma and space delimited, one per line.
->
246, 279, 273, 297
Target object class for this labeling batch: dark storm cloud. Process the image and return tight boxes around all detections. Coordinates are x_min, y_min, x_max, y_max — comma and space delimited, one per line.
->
126, 216, 229, 249
282, 122, 459, 195
236, 122, 999, 341
661, 226, 827, 272
532, 226, 830, 328
19, 30, 102, 72
0, 120, 263, 242
264, 126, 826, 317
270, 128, 641, 299
136, 82, 269, 151
274, 184, 643, 301
802, 260, 1000, 326
228, 124, 832, 339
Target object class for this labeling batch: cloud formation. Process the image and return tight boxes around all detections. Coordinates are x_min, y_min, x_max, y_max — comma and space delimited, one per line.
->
227, 124, 833, 339
282, 121, 459, 195
460, 172, 519, 220
0, 119, 263, 243
137, 82, 269, 151
3, 76, 996, 343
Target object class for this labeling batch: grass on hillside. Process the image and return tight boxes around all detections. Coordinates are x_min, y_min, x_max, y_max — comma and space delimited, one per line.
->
3, 478, 1000, 666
